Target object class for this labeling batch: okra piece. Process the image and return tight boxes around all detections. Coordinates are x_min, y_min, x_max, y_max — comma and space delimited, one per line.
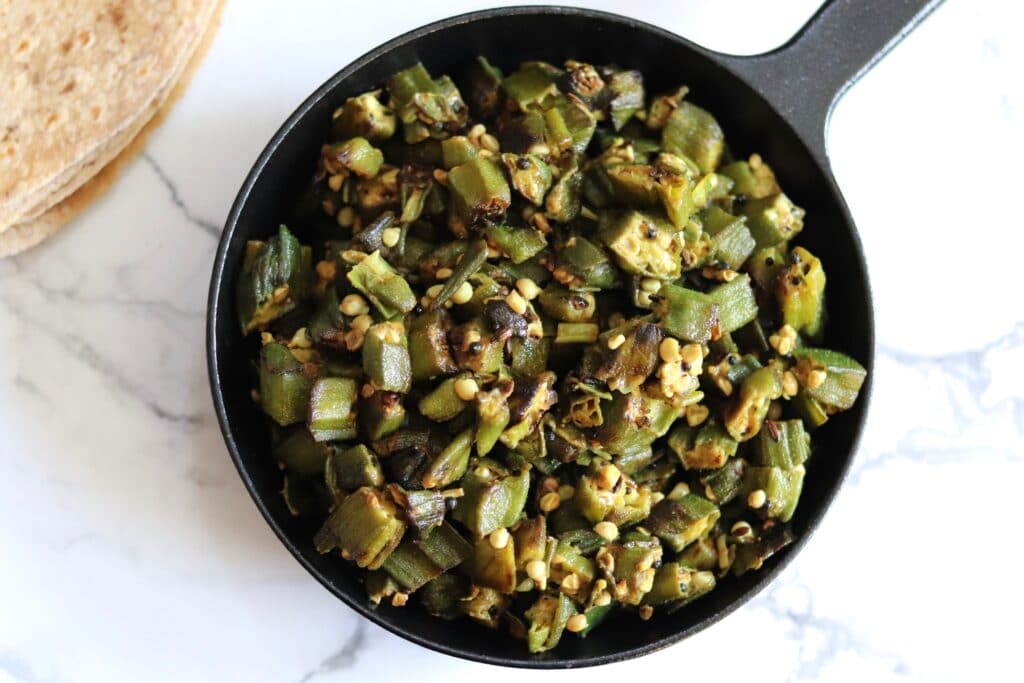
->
598, 537, 662, 605
321, 137, 384, 179
452, 321, 504, 375
418, 374, 470, 423
325, 444, 384, 495
720, 156, 780, 199
360, 390, 405, 441
793, 388, 830, 429
700, 458, 748, 504
556, 235, 618, 289
701, 206, 756, 271
503, 61, 562, 111
545, 157, 583, 223
447, 157, 511, 228
464, 534, 517, 593
332, 89, 396, 143
417, 521, 473, 570
708, 273, 759, 334
451, 461, 530, 537
501, 372, 558, 449
430, 239, 489, 309
362, 322, 411, 394
282, 475, 331, 518
754, 419, 810, 469
476, 384, 512, 457
599, 210, 683, 279
678, 536, 719, 571
604, 69, 645, 130
661, 101, 725, 174
308, 377, 359, 441
346, 251, 417, 318
645, 85, 688, 130
381, 541, 443, 591
483, 224, 547, 264
744, 245, 787, 291
741, 193, 805, 247
387, 485, 446, 536
646, 495, 720, 552
555, 323, 599, 344
441, 135, 478, 169
657, 283, 721, 343
237, 225, 311, 333
501, 153, 553, 206
595, 390, 680, 456
513, 517, 547, 570
576, 468, 652, 527
724, 365, 783, 441
509, 336, 550, 377
643, 563, 716, 607
460, 587, 509, 629
733, 526, 794, 576
745, 465, 805, 522
387, 63, 467, 143
525, 593, 577, 653
313, 487, 406, 569
273, 427, 330, 478
668, 419, 739, 470
364, 570, 401, 606
792, 348, 867, 411
594, 321, 665, 394
776, 246, 826, 339
419, 573, 470, 619
421, 427, 473, 489
259, 342, 317, 426
408, 310, 458, 381
550, 540, 596, 592
537, 287, 596, 322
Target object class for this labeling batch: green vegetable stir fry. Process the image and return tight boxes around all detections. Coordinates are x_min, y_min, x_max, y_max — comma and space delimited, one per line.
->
236, 57, 866, 653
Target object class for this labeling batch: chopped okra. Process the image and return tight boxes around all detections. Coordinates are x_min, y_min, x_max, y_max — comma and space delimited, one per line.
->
236, 56, 868, 653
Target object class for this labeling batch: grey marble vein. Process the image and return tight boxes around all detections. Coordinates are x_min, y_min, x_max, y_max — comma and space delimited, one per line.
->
0, 294, 205, 427
298, 620, 367, 683
142, 152, 221, 238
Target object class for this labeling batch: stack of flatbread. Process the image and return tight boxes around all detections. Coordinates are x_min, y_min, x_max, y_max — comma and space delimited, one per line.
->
0, 0, 223, 256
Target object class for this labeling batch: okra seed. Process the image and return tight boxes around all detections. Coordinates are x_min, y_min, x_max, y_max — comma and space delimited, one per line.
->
681, 343, 703, 365
731, 521, 753, 537
651, 491, 665, 504
668, 482, 690, 500
454, 378, 480, 401
566, 614, 588, 633
640, 277, 662, 293
607, 333, 626, 350
327, 174, 344, 192
561, 573, 581, 592
488, 527, 510, 549
425, 284, 444, 299
526, 560, 548, 584
807, 369, 827, 389
480, 133, 500, 153
515, 278, 541, 301
782, 371, 799, 398
659, 337, 681, 363
468, 123, 486, 141
451, 281, 474, 305
594, 591, 612, 607
505, 290, 528, 315
381, 227, 401, 248
340, 294, 370, 316
539, 492, 561, 512
435, 267, 453, 280
336, 206, 356, 228
594, 521, 619, 541
639, 605, 654, 621
351, 314, 373, 332
747, 489, 767, 509
391, 592, 409, 607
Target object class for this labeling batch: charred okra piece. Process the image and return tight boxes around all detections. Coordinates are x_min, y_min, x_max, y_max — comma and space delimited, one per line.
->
643, 563, 716, 607
668, 419, 739, 470
500, 372, 558, 449
525, 593, 577, 653
362, 322, 411, 393
599, 210, 683, 279
732, 526, 795, 576
604, 69, 645, 130
360, 390, 405, 441
386, 63, 468, 143
447, 157, 511, 228
321, 137, 384, 179
484, 224, 547, 264
430, 239, 488, 309
308, 377, 359, 441
420, 427, 473, 489
555, 235, 618, 289
237, 225, 311, 333
724, 365, 783, 441
476, 383, 512, 457
314, 487, 406, 569
408, 310, 458, 381
596, 536, 662, 605
501, 153, 553, 206
646, 494, 720, 552
332, 90, 396, 142
537, 286, 595, 322
464, 534, 517, 593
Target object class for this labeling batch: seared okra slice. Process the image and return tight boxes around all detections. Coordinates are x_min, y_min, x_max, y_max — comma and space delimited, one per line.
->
646, 494, 720, 552
237, 225, 311, 333
451, 459, 531, 538
447, 156, 511, 228
325, 444, 384, 494
346, 251, 416, 318
332, 90, 396, 143
308, 377, 359, 441
643, 562, 716, 607
362, 322, 411, 393
776, 246, 826, 339
525, 593, 577, 653
259, 342, 317, 426
792, 347, 867, 411
599, 210, 683, 279
595, 536, 662, 605
661, 101, 725, 174
314, 487, 405, 569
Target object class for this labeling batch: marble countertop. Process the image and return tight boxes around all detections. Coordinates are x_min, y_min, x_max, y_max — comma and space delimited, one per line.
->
1, 1, 1021, 681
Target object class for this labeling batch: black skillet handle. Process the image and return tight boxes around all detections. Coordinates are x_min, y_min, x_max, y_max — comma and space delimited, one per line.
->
717, 0, 942, 166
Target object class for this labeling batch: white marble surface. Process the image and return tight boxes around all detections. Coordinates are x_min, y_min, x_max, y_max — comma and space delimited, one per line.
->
1, 1, 1022, 681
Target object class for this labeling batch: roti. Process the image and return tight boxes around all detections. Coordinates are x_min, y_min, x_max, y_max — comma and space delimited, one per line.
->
0, 0, 220, 244
0, 0, 223, 256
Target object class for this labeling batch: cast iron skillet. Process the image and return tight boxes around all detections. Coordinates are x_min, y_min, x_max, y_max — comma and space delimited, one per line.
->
208, 0, 938, 667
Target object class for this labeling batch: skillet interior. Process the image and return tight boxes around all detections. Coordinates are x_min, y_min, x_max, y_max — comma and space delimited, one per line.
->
208, 7, 873, 668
